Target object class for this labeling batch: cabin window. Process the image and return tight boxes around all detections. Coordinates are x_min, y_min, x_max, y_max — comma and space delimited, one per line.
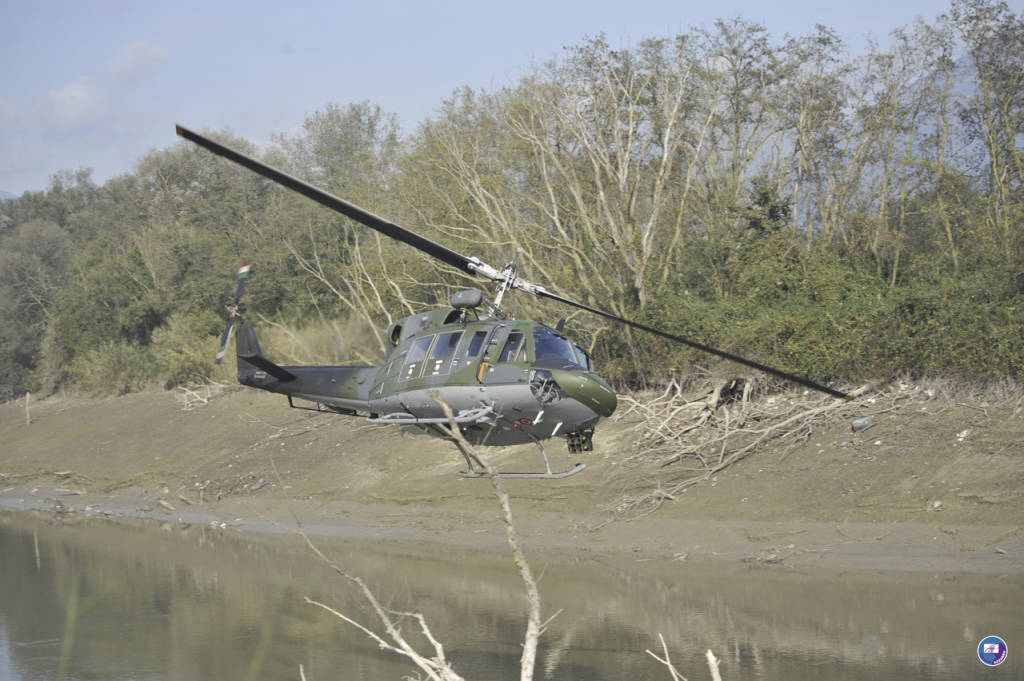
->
497, 331, 524, 363
402, 336, 435, 380
430, 331, 461, 360
533, 326, 579, 364
387, 354, 405, 377
425, 331, 462, 376
405, 336, 434, 367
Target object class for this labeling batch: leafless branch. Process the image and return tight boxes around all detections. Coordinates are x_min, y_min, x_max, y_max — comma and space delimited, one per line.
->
607, 378, 874, 519
297, 522, 465, 681
645, 633, 689, 681
433, 393, 543, 681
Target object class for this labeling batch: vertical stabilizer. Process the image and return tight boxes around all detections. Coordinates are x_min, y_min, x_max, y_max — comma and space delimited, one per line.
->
235, 316, 296, 383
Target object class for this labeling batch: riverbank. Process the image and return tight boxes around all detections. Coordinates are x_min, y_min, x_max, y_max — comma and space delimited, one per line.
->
1, 385, 1021, 574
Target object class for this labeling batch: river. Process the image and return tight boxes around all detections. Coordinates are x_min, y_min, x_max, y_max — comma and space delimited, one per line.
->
0, 512, 1020, 680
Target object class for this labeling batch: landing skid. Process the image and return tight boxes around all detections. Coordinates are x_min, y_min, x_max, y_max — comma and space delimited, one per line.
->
453, 432, 585, 480
458, 462, 586, 479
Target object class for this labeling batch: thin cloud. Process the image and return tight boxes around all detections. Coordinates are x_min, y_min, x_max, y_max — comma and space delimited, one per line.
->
105, 40, 168, 80
43, 77, 105, 131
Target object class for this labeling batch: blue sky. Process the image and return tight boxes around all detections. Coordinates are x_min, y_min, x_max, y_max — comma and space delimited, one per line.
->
1, 0, 957, 195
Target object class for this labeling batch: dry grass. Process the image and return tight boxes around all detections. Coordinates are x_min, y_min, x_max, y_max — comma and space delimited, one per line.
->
257, 314, 384, 366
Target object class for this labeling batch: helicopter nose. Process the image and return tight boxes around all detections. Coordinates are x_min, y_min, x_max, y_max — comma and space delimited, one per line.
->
544, 368, 617, 417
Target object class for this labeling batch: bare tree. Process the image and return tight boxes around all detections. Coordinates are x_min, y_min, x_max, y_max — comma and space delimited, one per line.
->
949, 0, 1024, 264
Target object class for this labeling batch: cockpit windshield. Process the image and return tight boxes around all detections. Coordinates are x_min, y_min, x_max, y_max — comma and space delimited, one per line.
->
533, 326, 581, 366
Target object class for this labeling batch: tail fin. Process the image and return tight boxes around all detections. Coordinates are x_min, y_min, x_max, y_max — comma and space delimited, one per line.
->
235, 316, 296, 383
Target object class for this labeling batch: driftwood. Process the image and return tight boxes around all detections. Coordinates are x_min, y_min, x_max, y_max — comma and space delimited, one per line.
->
174, 378, 233, 411
608, 377, 871, 520
645, 632, 725, 681
302, 537, 466, 681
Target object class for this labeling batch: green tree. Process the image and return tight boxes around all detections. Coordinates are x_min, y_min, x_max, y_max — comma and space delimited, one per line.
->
0, 220, 71, 398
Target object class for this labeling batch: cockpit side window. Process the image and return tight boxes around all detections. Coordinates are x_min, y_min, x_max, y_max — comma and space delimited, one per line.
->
574, 344, 593, 371
497, 331, 524, 363
465, 330, 488, 358
451, 329, 489, 374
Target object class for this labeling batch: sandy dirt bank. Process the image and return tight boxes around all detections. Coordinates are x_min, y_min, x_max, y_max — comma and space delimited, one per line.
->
1, 386, 1021, 574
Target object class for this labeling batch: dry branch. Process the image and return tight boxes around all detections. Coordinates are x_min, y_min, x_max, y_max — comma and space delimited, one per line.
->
291, 392, 549, 681
298, 526, 465, 681
608, 378, 873, 519
645, 633, 689, 681
174, 378, 233, 411
433, 393, 543, 681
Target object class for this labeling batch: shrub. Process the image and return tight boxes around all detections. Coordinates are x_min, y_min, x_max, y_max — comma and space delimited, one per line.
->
71, 341, 157, 396
150, 310, 228, 387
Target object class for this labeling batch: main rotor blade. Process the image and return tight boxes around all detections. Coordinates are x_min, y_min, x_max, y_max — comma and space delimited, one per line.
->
177, 125, 848, 399
175, 125, 479, 277
539, 290, 851, 400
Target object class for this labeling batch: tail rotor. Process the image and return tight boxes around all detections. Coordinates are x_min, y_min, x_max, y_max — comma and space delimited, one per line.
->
216, 260, 251, 364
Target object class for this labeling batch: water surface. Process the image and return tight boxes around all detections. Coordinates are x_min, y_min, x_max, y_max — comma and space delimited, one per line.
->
0, 512, 1020, 680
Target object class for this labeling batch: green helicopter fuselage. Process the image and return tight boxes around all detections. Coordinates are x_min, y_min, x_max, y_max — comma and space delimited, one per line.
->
235, 301, 616, 448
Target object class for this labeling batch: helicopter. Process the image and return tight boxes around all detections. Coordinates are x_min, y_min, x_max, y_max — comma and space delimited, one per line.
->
176, 125, 850, 479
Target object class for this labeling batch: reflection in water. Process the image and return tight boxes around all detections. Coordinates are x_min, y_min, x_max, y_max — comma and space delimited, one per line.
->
0, 512, 1021, 681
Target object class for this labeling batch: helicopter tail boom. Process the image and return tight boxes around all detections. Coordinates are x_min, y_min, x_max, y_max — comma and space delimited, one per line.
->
234, 309, 377, 414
